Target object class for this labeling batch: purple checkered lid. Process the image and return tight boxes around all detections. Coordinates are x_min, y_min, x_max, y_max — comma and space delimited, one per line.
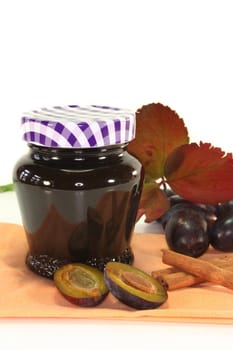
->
21, 105, 135, 148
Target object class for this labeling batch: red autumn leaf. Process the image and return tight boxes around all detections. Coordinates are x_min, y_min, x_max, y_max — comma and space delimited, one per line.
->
138, 181, 170, 222
127, 103, 189, 179
164, 142, 233, 204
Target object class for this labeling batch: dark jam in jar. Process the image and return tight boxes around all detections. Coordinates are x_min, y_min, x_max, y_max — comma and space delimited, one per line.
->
13, 105, 144, 278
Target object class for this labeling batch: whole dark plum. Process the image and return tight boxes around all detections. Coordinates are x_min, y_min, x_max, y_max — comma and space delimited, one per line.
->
158, 202, 212, 229
168, 194, 217, 220
216, 199, 233, 218
104, 262, 167, 310
165, 207, 209, 257
209, 214, 233, 252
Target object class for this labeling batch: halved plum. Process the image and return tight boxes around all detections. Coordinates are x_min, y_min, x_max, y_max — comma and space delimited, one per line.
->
54, 263, 109, 307
104, 262, 168, 310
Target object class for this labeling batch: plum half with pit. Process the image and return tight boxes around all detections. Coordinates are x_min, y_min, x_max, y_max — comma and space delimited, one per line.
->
104, 262, 168, 310
54, 263, 109, 307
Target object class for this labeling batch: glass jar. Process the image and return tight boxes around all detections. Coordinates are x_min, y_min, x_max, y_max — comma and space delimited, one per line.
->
13, 105, 144, 278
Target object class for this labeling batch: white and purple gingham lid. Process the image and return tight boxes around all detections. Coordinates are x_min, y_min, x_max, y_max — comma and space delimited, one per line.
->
21, 105, 135, 148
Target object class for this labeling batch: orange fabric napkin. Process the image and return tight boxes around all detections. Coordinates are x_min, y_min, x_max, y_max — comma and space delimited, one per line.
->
0, 222, 233, 324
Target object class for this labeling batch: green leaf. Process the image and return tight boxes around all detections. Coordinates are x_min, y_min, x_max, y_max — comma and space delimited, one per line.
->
0, 183, 14, 193
128, 103, 189, 179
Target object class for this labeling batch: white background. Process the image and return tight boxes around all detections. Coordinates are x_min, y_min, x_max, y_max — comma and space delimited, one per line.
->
1, 1, 233, 349
1, 0, 233, 185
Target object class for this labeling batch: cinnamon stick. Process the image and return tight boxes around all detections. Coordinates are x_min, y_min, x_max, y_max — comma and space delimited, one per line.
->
161, 249, 233, 291
155, 266, 233, 290
150, 266, 178, 278
155, 271, 202, 290
152, 255, 233, 278
152, 256, 233, 290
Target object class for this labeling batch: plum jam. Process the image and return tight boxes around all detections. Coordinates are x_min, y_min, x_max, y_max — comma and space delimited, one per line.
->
13, 105, 144, 278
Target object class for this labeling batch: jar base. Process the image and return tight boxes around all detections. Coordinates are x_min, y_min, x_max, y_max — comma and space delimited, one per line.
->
26, 254, 70, 279
26, 247, 134, 279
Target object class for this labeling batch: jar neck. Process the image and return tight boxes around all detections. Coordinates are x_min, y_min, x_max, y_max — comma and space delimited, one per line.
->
28, 143, 128, 165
